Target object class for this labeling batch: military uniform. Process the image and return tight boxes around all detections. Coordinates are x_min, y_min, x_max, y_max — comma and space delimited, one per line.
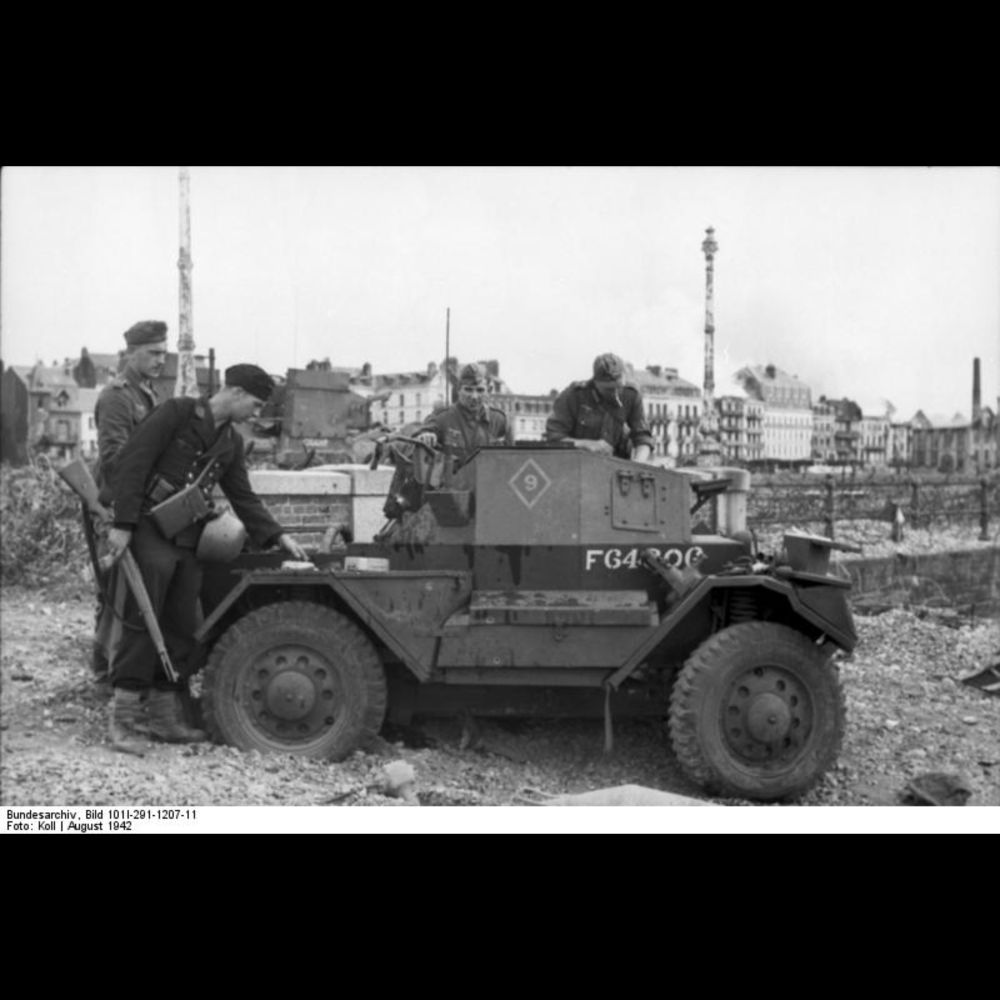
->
545, 380, 653, 460
94, 368, 160, 493
89, 369, 162, 678
418, 402, 513, 468
108, 395, 286, 689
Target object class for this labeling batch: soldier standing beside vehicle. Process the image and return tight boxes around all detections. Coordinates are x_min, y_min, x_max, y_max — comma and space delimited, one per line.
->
545, 352, 654, 462
88, 320, 169, 681
103, 363, 308, 754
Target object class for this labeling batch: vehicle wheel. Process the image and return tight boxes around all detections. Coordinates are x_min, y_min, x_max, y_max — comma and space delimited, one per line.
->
668, 622, 845, 801
202, 601, 387, 759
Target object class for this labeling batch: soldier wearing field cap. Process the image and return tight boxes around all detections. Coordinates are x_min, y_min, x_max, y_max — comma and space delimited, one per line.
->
545, 352, 653, 462
416, 362, 513, 468
102, 363, 308, 754
88, 321, 169, 684
95, 320, 169, 492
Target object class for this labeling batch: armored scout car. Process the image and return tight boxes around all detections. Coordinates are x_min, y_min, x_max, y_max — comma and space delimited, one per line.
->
196, 443, 858, 801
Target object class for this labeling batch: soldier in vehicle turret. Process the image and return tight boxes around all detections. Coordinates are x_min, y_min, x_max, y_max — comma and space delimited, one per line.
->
545, 352, 654, 462
416, 362, 513, 467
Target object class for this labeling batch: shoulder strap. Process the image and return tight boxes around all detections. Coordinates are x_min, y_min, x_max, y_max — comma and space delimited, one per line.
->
189, 422, 234, 488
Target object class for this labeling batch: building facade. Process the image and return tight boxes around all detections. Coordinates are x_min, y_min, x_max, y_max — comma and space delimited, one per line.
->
491, 393, 553, 441
717, 394, 764, 465
735, 364, 813, 465
630, 365, 703, 465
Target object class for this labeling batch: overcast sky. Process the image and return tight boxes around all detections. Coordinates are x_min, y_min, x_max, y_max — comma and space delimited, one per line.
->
2, 166, 997, 421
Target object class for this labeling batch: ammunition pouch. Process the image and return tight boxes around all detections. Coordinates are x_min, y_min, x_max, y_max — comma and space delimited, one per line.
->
149, 483, 212, 540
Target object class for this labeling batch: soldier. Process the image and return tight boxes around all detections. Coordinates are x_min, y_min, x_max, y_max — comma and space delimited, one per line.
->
103, 363, 308, 754
416, 362, 513, 467
95, 321, 168, 494
545, 352, 654, 462
88, 321, 169, 681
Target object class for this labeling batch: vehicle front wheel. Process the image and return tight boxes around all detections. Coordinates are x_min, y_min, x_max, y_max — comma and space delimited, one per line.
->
202, 601, 386, 759
668, 622, 845, 801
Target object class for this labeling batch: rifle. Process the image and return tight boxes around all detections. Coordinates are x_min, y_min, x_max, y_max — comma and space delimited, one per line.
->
58, 459, 179, 684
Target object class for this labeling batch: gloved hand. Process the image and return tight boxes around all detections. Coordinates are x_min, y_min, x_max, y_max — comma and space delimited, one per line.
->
416, 432, 438, 449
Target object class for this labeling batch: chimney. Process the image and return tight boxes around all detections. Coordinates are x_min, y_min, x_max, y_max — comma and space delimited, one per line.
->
972, 357, 981, 424
647, 365, 662, 377
765, 364, 776, 379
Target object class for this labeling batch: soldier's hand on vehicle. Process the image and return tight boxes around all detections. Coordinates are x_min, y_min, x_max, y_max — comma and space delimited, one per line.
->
574, 438, 613, 456
103, 527, 133, 567
277, 534, 310, 562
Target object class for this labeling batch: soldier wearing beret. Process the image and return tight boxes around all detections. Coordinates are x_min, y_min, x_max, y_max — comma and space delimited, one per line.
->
416, 362, 513, 467
89, 321, 169, 683
545, 352, 653, 462
102, 363, 308, 754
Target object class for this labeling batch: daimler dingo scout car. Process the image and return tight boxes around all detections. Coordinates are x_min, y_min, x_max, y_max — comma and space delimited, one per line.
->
195, 441, 858, 801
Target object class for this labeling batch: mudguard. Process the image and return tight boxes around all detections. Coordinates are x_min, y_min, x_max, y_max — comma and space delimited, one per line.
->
605, 572, 857, 690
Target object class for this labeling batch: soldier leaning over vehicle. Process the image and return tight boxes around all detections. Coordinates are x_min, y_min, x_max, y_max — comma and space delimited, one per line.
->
545, 352, 654, 463
103, 363, 307, 754
87, 321, 169, 682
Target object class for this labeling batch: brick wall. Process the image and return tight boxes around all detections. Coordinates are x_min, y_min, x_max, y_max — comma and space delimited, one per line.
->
230, 466, 395, 549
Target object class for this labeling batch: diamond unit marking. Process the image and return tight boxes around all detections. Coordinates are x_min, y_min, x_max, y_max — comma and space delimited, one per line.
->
509, 458, 552, 509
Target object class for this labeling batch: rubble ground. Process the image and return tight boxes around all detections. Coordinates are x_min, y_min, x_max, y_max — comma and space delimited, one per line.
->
1, 582, 998, 813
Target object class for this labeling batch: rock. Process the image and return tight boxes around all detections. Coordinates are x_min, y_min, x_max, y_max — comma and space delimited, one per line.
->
900, 772, 974, 806
382, 759, 419, 804
538, 784, 717, 807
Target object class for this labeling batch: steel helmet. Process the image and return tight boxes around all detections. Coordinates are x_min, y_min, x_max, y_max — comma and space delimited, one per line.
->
196, 510, 248, 563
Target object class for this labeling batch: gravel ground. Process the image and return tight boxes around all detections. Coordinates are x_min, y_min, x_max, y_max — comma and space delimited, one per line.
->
2, 573, 998, 831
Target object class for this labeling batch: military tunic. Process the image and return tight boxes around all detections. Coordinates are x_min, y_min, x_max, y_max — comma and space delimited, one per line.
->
545, 380, 653, 460
418, 402, 513, 468
94, 368, 160, 490
108, 396, 286, 688
90, 369, 162, 676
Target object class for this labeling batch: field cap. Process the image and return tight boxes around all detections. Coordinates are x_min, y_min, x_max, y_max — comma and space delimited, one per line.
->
123, 320, 168, 346
459, 363, 488, 386
593, 352, 625, 382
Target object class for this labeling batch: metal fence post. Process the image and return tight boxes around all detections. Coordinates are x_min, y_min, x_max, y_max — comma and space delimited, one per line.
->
824, 474, 836, 539
980, 478, 990, 541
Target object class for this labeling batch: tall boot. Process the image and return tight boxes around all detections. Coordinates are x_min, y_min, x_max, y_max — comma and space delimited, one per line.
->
109, 688, 149, 756
147, 689, 207, 744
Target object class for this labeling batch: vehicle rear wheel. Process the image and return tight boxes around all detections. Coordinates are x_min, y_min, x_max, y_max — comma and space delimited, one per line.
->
202, 601, 386, 759
668, 622, 845, 801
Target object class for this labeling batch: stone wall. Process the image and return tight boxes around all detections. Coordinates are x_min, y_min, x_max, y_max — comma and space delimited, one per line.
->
838, 547, 1000, 617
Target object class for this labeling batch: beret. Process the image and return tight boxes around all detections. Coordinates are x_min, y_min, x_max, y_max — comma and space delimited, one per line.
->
123, 320, 168, 346
225, 364, 275, 401
459, 362, 488, 385
593, 352, 626, 381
